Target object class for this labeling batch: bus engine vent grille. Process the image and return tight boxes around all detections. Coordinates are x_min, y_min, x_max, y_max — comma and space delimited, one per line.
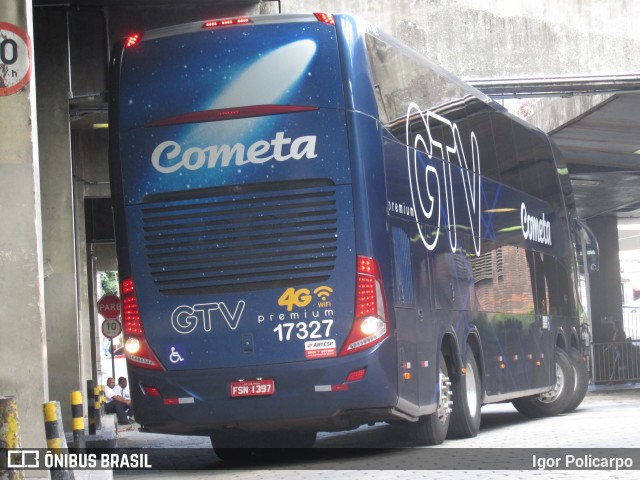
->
141, 180, 338, 295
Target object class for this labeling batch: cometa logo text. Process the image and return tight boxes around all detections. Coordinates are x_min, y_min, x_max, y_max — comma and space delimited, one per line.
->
151, 132, 317, 173
521, 202, 552, 246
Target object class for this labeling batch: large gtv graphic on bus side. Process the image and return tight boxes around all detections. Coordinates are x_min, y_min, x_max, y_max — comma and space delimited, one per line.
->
405, 102, 482, 255
404, 102, 553, 251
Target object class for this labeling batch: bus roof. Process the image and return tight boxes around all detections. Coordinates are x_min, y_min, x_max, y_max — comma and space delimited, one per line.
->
129, 13, 331, 43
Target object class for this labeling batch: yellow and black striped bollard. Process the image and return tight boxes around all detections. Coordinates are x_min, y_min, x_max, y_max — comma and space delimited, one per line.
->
94, 386, 102, 430
1, 396, 25, 480
70, 391, 85, 449
43, 401, 63, 450
43, 401, 73, 480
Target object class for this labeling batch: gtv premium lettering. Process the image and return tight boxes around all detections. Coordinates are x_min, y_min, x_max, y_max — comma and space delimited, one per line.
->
171, 301, 246, 334
151, 132, 318, 174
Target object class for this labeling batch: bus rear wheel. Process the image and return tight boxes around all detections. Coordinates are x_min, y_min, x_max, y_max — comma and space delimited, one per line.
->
512, 348, 574, 418
448, 348, 481, 438
563, 346, 588, 413
408, 352, 452, 445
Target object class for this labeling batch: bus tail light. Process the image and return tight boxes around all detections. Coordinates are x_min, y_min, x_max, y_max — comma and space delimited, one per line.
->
142, 385, 162, 397
203, 17, 252, 29
145, 104, 318, 128
314, 13, 335, 26
339, 257, 389, 356
346, 368, 367, 383
121, 278, 165, 371
125, 33, 141, 48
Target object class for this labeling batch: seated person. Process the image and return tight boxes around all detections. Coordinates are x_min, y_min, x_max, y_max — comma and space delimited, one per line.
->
115, 376, 131, 401
105, 377, 132, 425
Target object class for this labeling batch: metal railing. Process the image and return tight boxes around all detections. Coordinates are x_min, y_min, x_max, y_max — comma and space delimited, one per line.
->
592, 340, 640, 385
585, 306, 640, 385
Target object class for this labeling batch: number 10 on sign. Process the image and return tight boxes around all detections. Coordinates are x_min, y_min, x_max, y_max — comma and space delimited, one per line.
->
101, 319, 122, 338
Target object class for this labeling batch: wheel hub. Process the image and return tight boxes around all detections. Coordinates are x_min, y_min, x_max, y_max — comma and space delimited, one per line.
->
437, 371, 453, 423
539, 361, 565, 404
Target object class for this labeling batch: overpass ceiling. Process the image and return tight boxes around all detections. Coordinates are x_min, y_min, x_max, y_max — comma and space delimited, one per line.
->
34, 0, 260, 5
33, 2, 640, 224
550, 93, 640, 223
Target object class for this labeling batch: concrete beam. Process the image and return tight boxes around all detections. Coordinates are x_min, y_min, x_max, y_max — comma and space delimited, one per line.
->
0, 0, 49, 449
35, 7, 82, 432
467, 74, 640, 99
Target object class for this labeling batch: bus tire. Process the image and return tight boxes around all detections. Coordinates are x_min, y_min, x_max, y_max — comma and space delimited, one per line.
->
211, 430, 316, 462
512, 348, 574, 418
448, 348, 481, 438
409, 352, 452, 445
563, 346, 588, 413
211, 433, 248, 463
213, 446, 250, 463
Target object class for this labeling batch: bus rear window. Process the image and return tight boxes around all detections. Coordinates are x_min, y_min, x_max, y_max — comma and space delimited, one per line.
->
119, 21, 343, 131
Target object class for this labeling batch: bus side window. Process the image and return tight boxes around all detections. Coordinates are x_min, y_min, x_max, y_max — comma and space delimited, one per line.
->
392, 226, 414, 305
492, 246, 535, 315
491, 112, 523, 193
528, 250, 550, 316
466, 104, 500, 183
542, 255, 576, 317
472, 243, 508, 314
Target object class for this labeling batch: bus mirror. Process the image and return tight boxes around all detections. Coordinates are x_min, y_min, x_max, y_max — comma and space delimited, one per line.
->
586, 248, 598, 272
574, 219, 599, 273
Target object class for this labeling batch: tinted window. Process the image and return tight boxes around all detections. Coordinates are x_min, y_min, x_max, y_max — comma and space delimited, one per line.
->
366, 34, 503, 185
120, 22, 343, 130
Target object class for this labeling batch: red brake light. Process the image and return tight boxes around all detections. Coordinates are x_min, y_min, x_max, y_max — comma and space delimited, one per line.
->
203, 17, 252, 29
314, 12, 335, 26
145, 104, 318, 128
125, 33, 141, 48
355, 257, 386, 320
346, 368, 367, 383
339, 256, 389, 356
120, 278, 164, 371
121, 278, 142, 335
142, 385, 161, 397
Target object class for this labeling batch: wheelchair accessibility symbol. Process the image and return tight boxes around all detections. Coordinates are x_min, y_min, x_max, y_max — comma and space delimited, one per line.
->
167, 345, 186, 365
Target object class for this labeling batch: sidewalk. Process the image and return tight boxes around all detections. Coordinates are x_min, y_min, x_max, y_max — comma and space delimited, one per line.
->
588, 381, 640, 393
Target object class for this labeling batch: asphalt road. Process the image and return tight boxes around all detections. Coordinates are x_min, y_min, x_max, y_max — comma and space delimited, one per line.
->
110, 388, 639, 479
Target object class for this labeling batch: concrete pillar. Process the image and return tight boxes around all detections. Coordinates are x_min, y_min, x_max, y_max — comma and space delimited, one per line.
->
587, 216, 624, 343
34, 7, 82, 432
0, 0, 49, 449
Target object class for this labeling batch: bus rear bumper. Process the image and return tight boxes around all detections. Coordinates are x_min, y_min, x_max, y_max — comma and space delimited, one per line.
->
127, 349, 399, 435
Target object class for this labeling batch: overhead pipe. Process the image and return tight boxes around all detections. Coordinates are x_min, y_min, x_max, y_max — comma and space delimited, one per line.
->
466, 73, 640, 98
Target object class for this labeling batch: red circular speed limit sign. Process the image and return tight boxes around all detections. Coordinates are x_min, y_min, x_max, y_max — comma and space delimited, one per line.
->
101, 318, 122, 339
97, 294, 121, 319
0, 22, 32, 96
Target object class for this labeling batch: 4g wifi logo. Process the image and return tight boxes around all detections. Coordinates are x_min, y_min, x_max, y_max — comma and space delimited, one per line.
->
278, 286, 333, 311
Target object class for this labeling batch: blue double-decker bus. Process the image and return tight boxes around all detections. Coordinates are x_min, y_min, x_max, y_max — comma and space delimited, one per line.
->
109, 12, 588, 456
